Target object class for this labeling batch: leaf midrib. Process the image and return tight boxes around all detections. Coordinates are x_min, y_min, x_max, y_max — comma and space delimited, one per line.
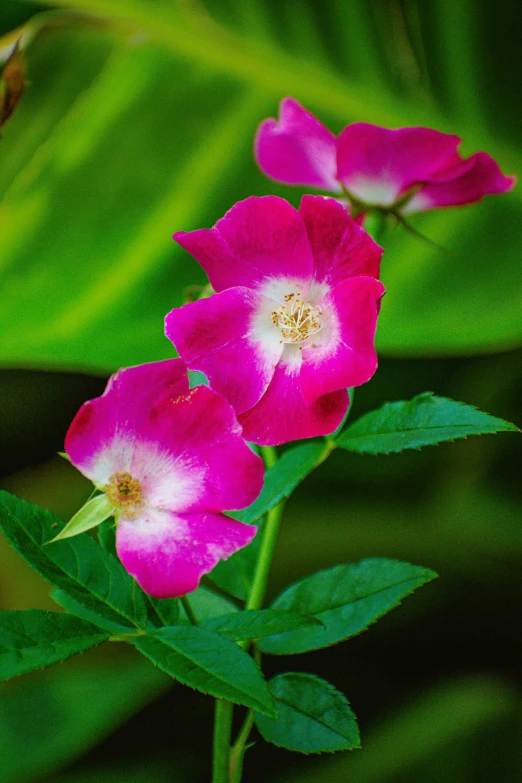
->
343, 420, 510, 440
277, 573, 432, 620
143, 632, 272, 712
274, 695, 351, 742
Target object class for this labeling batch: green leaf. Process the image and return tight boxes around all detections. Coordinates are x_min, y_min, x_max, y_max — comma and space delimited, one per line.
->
337, 393, 519, 455
254, 673, 360, 753
0, 609, 107, 681
0, 491, 148, 629
145, 596, 180, 627
133, 625, 275, 716
51, 588, 133, 636
201, 609, 323, 641
258, 558, 437, 655
97, 519, 117, 556
50, 493, 113, 541
210, 441, 326, 599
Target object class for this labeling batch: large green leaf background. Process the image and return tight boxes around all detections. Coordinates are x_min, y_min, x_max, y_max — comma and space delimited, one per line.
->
0, 0, 520, 372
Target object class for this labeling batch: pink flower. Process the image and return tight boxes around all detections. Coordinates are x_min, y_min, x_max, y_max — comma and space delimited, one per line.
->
165, 195, 385, 446
255, 98, 515, 213
65, 359, 264, 598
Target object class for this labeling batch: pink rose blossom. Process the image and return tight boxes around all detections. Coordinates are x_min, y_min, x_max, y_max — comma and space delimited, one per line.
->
255, 98, 515, 213
165, 195, 385, 446
65, 359, 264, 598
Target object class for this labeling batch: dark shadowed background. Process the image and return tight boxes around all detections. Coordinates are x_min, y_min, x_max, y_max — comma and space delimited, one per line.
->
0, 1, 521, 781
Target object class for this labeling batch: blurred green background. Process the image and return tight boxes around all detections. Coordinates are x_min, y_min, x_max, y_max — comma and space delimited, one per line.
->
0, 0, 521, 780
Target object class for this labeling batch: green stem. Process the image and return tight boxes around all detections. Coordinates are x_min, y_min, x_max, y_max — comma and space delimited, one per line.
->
212, 700, 234, 783
229, 709, 255, 783
211, 448, 281, 783
229, 646, 261, 782
245, 446, 284, 612
224, 447, 284, 782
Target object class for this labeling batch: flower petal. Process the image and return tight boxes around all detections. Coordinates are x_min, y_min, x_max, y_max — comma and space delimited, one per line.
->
174, 196, 314, 294
255, 97, 340, 192
298, 195, 383, 288
131, 385, 264, 513
239, 352, 348, 446
116, 509, 257, 598
301, 277, 385, 404
166, 287, 283, 415
337, 123, 462, 205
65, 359, 188, 486
403, 152, 516, 212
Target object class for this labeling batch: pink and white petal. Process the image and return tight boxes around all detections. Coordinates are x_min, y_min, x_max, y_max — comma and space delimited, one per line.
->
337, 123, 462, 205
239, 351, 349, 446
298, 195, 383, 288
300, 277, 385, 404
403, 152, 516, 212
65, 359, 188, 487
174, 196, 314, 294
165, 287, 283, 414
116, 509, 257, 598
255, 97, 341, 192
131, 385, 264, 513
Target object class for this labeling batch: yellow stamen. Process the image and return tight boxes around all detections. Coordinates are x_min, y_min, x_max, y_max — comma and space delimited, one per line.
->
105, 472, 143, 518
272, 293, 323, 344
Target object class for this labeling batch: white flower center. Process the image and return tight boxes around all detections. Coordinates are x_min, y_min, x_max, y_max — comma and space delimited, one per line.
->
272, 293, 323, 344
106, 472, 143, 519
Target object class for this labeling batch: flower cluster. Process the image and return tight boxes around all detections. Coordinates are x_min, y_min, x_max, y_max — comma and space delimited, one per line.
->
255, 98, 515, 214
62, 97, 514, 597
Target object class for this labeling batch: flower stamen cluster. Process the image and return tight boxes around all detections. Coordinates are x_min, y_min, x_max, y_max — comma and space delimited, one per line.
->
272, 293, 322, 344
106, 471, 143, 518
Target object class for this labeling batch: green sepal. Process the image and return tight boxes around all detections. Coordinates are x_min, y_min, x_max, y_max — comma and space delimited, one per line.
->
49, 493, 114, 542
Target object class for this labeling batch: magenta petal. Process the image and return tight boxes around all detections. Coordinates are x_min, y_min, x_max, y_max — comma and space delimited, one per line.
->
301, 277, 385, 404
239, 356, 348, 446
65, 359, 188, 486
174, 196, 314, 293
255, 98, 340, 192
132, 385, 264, 513
116, 509, 256, 598
404, 152, 516, 212
166, 288, 283, 415
298, 195, 383, 287
337, 123, 462, 205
